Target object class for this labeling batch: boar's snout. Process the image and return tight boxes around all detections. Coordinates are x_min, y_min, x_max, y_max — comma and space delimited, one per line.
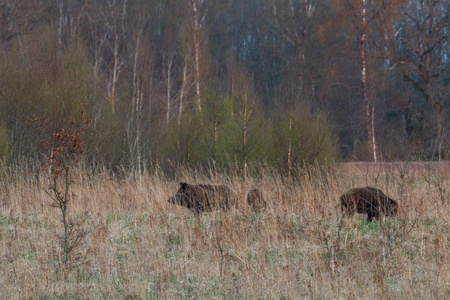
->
388, 200, 399, 216
168, 192, 186, 205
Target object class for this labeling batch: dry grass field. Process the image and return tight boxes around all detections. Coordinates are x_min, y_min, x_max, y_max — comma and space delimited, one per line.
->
0, 162, 449, 299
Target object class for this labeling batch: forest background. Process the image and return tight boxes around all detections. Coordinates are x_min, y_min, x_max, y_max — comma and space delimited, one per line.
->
0, 0, 449, 173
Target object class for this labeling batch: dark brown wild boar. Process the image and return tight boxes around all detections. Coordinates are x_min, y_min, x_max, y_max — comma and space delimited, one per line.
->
168, 182, 236, 214
246, 188, 266, 212
340, 186, 398, 222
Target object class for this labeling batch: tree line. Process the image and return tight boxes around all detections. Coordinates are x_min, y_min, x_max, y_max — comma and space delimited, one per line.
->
0, 0, 448, 173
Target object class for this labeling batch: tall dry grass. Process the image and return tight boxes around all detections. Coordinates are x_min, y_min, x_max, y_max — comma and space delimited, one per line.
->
0, 162, 449, 299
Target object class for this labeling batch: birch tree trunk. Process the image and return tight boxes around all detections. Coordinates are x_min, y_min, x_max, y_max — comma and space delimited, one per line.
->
57, 0, 63, 45
190, 0, 205, 114
361, 0, 377, 162
110, 37, 120, 114
193, 0, 201, 113
166, 55, 173, 130
131, 27, 143, 174
107, 0, 128, 115
136, 84, 143, 175
287, 107, 293, 180
178, 55, 189, 127
243, 91, 248, 176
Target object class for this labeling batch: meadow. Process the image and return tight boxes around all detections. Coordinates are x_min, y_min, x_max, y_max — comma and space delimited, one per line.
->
0, 162, 449, 299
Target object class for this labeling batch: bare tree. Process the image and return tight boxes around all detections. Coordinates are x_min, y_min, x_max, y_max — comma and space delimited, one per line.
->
0, 0, 41, 44
178, 53, 195, 127
56, 0, 88, 46
269, 0, 316, 99
391, 0, 450, 160
186, 0, 208, 113
129, 26, 144, 174
329, 0, 408, 161
89, 0, 128, 114
360, 0, 377, 162
269, 0, 317, 173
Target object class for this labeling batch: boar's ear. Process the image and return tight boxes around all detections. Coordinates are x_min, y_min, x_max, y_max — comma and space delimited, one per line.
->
180, 182, 187, 190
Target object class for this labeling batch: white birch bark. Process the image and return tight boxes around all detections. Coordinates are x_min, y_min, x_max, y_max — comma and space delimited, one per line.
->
361, 0, 377, 162
106, 0, 128, 114
131, 25, 143, 174
287, 108, 293, 180
166, 55, 173, 130
190, 0, 205, 113
178, 55, 188, 127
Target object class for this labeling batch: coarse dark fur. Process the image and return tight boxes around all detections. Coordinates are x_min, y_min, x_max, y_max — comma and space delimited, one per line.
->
168, 182, 236, 214
340, 186, 399, 222
246, 188, 266, 212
